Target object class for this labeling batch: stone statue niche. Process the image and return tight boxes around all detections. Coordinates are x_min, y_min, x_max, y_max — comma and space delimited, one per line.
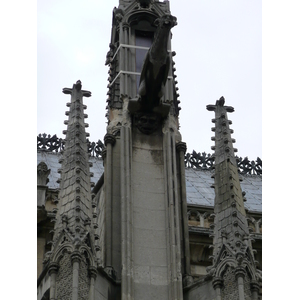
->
128, 14, 177, 134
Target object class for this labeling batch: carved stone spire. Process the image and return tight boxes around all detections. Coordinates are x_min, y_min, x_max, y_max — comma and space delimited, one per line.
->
46, 81, 98, 300
52, 80, 93, 237
206, 97, 260, 300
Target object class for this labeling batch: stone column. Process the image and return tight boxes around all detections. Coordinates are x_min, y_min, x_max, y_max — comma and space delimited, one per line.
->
71, 251, 82, 300
250, 280, 260, 300
212, 277, 223, 300
163, 131, 183, 299
88, 266, 97, 300
48, 262, 59, 300
120, 124, 133, 299
120, 126, 127, 297
235, 267, 246, 300
104, 134, 116, 268
125, 126, 133, 298
176, 142, 192, 286
172, 136, 183, 299
164, 131, 177, 299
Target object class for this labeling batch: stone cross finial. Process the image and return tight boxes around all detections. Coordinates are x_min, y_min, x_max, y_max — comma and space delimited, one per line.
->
206, 96, 234, 113
62, 80, 91, 97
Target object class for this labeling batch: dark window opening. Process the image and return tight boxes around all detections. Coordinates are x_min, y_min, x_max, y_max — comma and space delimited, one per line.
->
135, 30, 153, 91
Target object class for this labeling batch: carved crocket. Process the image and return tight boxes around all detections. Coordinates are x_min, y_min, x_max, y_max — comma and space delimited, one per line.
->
137, 14, 177, 112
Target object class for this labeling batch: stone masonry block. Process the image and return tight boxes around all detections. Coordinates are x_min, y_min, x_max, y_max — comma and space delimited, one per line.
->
133, 227, 167, 249
133, 189, 166, 211
132, 179, 165, 194
133, 167, 165, 180
133, 283, 169, 300
132, 135, 163, 151
132, 149, 163, 165
219, 210, 225, 221
224, 207, 231, 218
132, 159, 163, 175
221, 199, 229, 211
133, 245, 168, 267
134, 265, 150, 285
150, 266, 168, 286
133, 207, 166, 227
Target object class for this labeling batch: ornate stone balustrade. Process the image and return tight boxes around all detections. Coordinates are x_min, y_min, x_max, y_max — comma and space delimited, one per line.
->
185, 150, 262, 175
37, 133, 104, 158
37, 134, 262, 174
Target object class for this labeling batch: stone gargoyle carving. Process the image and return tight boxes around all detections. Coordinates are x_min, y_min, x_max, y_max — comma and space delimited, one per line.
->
128, 14, 177, 120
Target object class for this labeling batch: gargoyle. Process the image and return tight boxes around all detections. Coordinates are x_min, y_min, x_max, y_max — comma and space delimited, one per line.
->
131, 14, 177, 115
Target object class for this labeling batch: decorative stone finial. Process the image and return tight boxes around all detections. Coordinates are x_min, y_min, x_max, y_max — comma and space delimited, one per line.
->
207, 96, 234, 113
75, 80, 82, 91
62, 80, 91, 98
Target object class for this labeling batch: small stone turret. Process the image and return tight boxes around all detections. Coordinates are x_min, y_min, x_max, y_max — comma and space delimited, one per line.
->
206, 97, 261, 300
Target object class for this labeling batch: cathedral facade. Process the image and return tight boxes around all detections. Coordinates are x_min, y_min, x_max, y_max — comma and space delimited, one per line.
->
37, 1, 262, 299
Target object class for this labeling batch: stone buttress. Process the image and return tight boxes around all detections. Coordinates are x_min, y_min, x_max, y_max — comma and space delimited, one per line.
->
96, 1, 192, 299
45, 80, 98, 300
206, 97, 261, 300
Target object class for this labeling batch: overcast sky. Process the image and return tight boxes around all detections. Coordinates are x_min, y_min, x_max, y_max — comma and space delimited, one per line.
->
37, 0, 262, 160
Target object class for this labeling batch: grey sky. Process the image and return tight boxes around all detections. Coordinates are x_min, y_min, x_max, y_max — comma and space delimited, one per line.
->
37, 0, 262, 160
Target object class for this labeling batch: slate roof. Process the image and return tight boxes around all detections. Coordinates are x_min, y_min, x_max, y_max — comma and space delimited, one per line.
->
185, 168, 262, 213
37, 152, 262, 213
37, 152, 104, 190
